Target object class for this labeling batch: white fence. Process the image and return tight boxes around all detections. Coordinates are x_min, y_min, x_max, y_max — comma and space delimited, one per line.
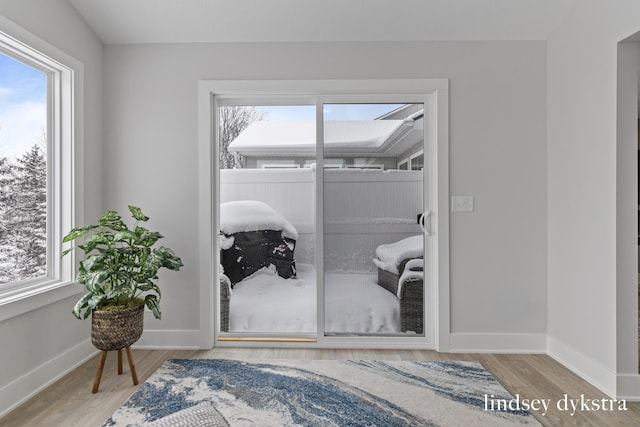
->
220, 168, 423, 272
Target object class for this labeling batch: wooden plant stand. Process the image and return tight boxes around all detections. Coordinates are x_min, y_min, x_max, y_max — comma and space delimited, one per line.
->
92, 346, 139, 393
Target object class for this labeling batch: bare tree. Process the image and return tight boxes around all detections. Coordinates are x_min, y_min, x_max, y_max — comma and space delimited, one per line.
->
218, 106, 265, 169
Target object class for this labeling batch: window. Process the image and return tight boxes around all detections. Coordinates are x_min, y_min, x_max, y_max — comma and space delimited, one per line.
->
0, 26, 78, 314
0, 53, 47, 284
410, 151, 424, 171
398, 159, 409, 170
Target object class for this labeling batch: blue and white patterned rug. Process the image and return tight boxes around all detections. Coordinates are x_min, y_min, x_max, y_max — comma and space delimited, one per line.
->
103, 359, 541, 426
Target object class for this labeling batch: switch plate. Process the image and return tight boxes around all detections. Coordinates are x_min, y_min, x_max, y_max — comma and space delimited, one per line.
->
452, 196, 474, 212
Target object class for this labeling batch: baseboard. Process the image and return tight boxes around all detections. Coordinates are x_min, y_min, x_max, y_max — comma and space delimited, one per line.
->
547, 335, 617, 397
617, 374, 640, 401
449, 332, 547, 353
134, 329, 202, 349
0, 338, 97, 418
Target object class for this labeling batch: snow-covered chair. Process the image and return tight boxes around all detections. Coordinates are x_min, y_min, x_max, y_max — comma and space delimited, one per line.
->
219, 269, 232, 332
220, 200, 298, 285
373, 235, 424, 334
219, 200, 298, 332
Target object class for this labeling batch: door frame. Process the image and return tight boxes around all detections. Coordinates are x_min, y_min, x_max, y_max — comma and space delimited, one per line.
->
197, 79, 450, 350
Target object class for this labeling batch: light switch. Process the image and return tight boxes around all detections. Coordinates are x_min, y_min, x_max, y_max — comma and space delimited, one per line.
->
452, 196, 474, 212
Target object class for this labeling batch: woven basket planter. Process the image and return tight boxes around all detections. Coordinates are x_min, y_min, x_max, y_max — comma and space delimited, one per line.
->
91, 303, 144, 351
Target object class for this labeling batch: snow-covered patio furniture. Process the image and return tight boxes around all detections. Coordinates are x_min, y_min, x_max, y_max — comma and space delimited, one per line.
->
219, 269, 232, 332
373, 235, 424, 334
220, 200, 298, 286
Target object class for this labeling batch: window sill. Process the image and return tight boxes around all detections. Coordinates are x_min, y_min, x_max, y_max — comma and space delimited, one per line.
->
0, 281, 83, 322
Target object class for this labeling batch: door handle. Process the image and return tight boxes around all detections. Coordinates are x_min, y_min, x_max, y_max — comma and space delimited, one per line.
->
419, 210, 433, 235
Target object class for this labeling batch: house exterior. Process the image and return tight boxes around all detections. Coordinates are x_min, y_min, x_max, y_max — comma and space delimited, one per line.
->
227, 104, 424, 170
1, 0, 640, 417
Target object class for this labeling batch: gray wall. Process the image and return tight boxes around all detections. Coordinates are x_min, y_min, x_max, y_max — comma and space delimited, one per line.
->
547, 0, 640, 398
0, 0, 103, 416
103, 41, 548, 347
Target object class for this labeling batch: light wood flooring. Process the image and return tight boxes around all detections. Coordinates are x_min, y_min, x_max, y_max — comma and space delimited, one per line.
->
1, 348, 640, 426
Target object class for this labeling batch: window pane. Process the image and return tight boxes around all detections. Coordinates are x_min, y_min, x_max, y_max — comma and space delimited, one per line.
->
0, 53, 47, 284
323, 103, 425, 336
411, 153, 424, 171
218, 104, 316, 335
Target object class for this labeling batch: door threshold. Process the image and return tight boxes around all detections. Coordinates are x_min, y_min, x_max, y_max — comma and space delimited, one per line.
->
218, 336, 317, 343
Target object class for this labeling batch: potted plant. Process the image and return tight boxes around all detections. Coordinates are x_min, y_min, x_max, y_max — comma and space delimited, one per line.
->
62, 205, 183, 354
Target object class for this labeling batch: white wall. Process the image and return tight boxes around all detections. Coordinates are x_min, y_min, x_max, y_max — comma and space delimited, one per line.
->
547, 0, 640, 398
0, 0, 103, 417
104, 41, 548, 351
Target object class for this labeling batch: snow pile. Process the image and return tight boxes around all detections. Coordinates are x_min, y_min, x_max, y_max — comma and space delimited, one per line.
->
373, 235, 423, 274
324, 271, 400, 334
229, 264, 316, 333
220, 200, 298, 239
228, 264, 401, 334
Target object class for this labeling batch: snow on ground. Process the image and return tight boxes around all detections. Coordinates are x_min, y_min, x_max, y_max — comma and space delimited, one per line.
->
228, 263, 401, 334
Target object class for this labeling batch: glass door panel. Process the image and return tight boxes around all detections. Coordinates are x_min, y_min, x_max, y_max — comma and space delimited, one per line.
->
322, 103, 425, 336
217, 104, 316, 337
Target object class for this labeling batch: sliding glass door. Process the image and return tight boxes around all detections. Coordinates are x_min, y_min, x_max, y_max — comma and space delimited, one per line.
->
322, 103, 426, 337
213, 92, 433, 345
217, 103, 317, 338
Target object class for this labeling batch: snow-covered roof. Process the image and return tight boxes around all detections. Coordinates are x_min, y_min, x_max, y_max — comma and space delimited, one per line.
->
228, 119, 416, 157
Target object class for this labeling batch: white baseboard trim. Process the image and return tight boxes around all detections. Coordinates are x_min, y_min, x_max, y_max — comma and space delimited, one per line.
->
616, 374, 640, 401
449, 332, 547, 353
134, 329, 201, 349
547, 335, 617, 397
0, 338, 97, 418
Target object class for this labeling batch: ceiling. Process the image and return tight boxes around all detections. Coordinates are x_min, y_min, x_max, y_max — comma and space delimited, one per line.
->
68, 0, 581, 45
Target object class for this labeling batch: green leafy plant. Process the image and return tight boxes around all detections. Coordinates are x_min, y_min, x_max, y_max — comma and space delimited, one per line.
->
62, 206, 183, 320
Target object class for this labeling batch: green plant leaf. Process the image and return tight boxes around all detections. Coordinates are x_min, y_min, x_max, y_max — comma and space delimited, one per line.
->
87, 294, 106, 311
98, 210, 120, 224
83, 271, 108, 294
144, 294, 161, 319
129, 205, 149, 222
154, 247, 184, 270
99, 210, 127, 231
79, 232, 113, 253
137, 281, 160, 295
72, 293, 92, 319
62, 225, 97, 243
110, 287, 133, 301
114, 230, 137, 242
135, 229, 163, 247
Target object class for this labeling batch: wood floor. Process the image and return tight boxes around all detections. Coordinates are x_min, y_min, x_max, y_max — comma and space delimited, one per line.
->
1, 348, 639, 426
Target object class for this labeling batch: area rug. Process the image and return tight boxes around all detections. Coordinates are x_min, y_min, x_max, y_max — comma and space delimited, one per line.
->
102, 359, 541, 426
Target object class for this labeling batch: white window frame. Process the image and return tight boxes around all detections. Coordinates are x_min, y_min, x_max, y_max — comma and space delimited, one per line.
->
198, 79, 450, 351
410, 150, 424, 171
0, 18, 83, 321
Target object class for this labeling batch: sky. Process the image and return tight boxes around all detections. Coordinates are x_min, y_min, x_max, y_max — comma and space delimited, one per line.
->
0, 52, 47, 159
